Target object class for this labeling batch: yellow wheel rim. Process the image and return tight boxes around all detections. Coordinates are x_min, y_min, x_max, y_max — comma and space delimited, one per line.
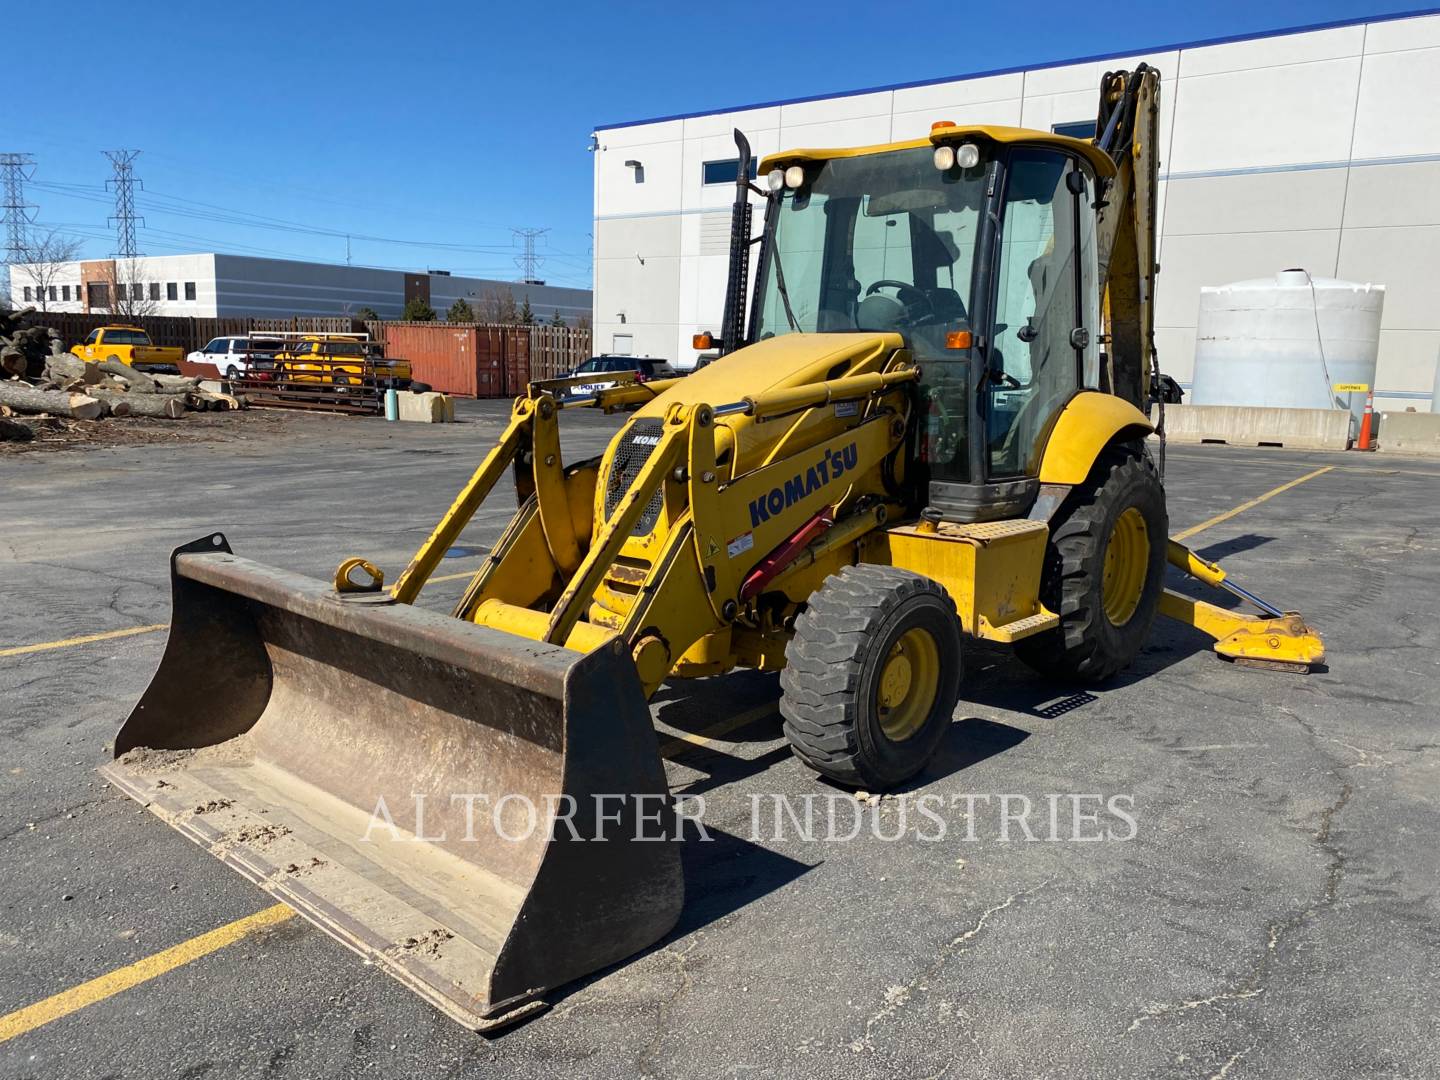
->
876, 627, 940, 741
1102, 506, 1150, 626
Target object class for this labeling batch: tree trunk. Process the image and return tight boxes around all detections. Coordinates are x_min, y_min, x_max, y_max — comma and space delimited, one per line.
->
87, 390, 185, 418
1, 348, 26, 378
43, 354, 102, 386
98, 359, 160, 392
0, 416, 34, 442
151, 373, 200, 392
190, 390, 243, 411
0, 383, 104, 420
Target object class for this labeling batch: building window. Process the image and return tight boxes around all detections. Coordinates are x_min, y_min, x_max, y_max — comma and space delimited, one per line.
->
149, 282, 160, 301
701, 158, 758, 186
1052, 120, 1097, 140
131, 282, 144, 300
184, 281, 196, 301
88, 283, 110, 306
48, 286, 57, 301
22, 286, 31, 301
166, 282, 177, 300
62, 285, 70, 301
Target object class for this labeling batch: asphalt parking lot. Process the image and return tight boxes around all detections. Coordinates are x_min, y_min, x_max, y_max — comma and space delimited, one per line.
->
2, 399, 1438, 1079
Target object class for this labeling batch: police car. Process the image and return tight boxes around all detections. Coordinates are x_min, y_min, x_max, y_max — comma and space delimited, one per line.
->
567, 355, 677, 395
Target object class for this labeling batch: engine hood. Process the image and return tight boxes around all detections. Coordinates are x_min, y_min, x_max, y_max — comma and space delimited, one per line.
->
627, 332, 905, 478
638, 333, 903, 419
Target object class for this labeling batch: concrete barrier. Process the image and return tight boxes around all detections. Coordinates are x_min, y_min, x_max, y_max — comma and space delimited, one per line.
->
1377, 411, 1440, 456
1154, 404, 1351, 450
397, 391, 454, 423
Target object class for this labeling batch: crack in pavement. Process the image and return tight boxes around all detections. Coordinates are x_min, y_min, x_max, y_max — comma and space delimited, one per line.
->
849, 878, 1053, 1054
1206, 1045, 1252, 1080
0, 794, 112, 843
1125, 704, 1356, 1036
637, 936, 700, 1079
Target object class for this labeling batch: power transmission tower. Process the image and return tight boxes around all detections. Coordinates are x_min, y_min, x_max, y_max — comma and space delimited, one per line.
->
103, 149, 145, 258
512, 227, 549, 284
1, 153, 37, 265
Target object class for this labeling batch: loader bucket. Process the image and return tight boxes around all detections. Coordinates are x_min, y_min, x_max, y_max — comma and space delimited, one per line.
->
102, 534, 683, 1030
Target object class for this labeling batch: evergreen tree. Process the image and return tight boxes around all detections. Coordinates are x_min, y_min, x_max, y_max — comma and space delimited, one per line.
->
401, 296, 437, 322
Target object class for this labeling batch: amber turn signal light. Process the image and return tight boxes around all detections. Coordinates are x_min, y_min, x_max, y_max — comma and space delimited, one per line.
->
945, 330, 973, 349
693, 332, 715, 350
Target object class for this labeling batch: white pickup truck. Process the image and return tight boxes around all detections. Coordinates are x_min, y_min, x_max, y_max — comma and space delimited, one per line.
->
186, 335, 284, 379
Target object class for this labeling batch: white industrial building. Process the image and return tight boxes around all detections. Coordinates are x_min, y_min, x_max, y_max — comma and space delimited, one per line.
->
7, 253, 591, 324
591, 7, 1440, 409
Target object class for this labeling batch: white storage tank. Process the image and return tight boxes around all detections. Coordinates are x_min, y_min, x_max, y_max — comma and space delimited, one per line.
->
1192, 269, 1384, 425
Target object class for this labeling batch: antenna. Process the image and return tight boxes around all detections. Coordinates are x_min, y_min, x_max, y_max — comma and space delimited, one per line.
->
512, 227, 549, 284
1, 153, 37, 265
103, 149, 144, 258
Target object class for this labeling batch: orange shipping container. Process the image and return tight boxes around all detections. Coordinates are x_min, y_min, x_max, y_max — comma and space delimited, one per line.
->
380, 323, 540, 398
381, 324, 501, 397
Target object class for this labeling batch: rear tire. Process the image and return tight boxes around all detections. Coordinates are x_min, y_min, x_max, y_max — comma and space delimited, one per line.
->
1015, 447, 1166, 682
780, 565, 963, 789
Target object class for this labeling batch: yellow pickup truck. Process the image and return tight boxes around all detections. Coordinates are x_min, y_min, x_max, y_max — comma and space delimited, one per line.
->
71, 325, 185, 370
276, 335, 416, 390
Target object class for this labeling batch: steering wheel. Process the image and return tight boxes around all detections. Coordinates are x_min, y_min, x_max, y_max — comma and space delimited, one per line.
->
864, 280, 936, 324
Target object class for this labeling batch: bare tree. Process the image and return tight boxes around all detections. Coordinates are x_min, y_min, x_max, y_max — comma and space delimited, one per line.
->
98, 259, 161, 321
13, 228, 82, 312
476, 286, 519, 324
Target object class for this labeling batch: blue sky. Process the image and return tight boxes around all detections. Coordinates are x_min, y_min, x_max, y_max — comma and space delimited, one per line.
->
9, 0, 1423, 288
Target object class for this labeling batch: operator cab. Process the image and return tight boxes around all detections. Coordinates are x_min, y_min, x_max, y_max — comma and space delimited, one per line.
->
747, 128, 1106, 523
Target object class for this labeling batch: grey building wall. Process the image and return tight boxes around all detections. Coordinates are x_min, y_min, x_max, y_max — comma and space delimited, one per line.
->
212, 255, 591, 323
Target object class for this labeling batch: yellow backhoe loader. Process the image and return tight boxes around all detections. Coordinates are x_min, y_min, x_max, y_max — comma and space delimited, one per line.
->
104, 66, 1324, 1029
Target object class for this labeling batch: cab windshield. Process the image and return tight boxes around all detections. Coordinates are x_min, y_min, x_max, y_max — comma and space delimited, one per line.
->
754, 145, 988, 360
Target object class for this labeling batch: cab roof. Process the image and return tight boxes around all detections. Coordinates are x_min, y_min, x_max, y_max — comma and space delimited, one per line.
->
759, 124, 1115, 180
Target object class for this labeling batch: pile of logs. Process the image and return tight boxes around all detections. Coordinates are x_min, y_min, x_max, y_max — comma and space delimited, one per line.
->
0, 308, 245, 442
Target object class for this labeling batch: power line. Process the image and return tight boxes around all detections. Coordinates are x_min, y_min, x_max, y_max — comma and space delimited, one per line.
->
1, 153, 36, 264
103, 149, 144, 258
513, 227, 549, 283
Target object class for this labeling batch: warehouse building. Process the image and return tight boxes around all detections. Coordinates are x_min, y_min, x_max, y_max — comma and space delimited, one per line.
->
591, 7, 1440, 409
8, 253, 591, 325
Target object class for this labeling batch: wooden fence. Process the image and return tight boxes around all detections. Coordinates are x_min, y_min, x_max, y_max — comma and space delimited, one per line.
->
527, 325, 592, 381
19, 312, 370, 355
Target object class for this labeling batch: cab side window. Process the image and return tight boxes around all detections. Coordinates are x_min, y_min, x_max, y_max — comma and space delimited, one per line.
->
84, 330, 100, 346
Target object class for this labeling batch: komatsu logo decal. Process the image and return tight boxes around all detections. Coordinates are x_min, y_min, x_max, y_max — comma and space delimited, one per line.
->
748, 442, 858, 528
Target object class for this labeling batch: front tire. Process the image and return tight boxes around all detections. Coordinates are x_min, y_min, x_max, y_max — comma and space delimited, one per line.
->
225, 365, 240, 380
781, 565, 963, 789
1015, 447, 1167, 682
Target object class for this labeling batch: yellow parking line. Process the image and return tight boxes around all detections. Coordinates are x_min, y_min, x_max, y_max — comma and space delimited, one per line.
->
0, 702, 772, 1041
428, 569, 479, 583
1173, 466, 1333, 542
0, 903, 294, 1045
658, 701, 780, 759
1, 567, 482, 658
0, 624, 169, 658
